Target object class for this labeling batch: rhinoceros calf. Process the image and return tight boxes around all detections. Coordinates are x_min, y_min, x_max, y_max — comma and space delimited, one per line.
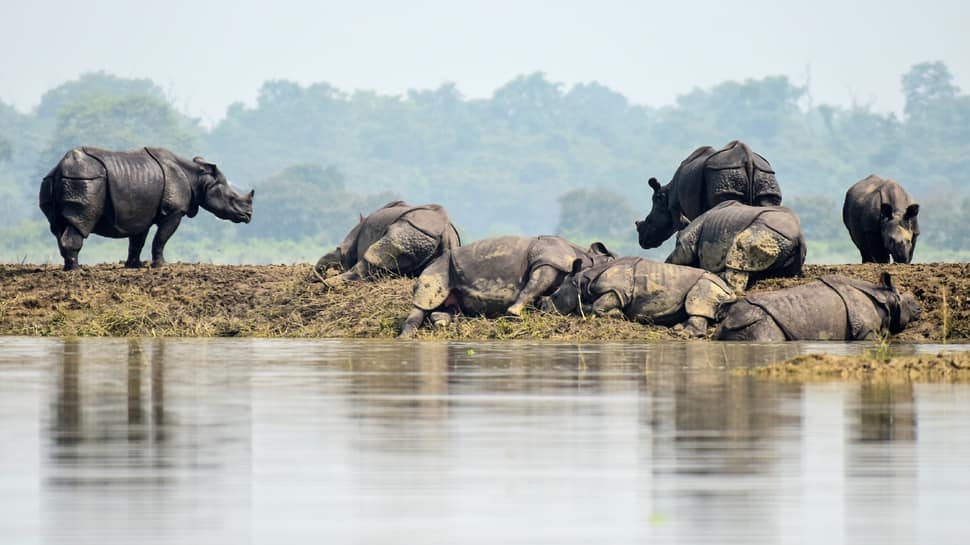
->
312, 201, 460, 286
636, 140, 782, 249
666, 201, 806, 292
843, 175, 919, 263
543, 256, 736, 337
398, 236, 615, 338
714, 273, 920, 341
39, 147, 253, 270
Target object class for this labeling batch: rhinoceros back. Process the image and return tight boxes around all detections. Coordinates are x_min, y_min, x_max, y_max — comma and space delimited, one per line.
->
626, 258, 709, 323
728, 282, 847, 340
82, 147, 165, 235
450, 236, 534, 315
704, 141, 781, 208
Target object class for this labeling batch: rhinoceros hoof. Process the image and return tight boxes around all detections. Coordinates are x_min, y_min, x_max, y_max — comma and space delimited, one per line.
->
507, 304, 525, 316
151, 260, 167, 269
125, 260, 144, 269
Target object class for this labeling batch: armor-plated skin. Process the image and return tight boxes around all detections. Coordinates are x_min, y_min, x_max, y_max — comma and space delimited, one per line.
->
666, 201, 806, 292
636, 141, 782, 249
39, 147, 253, 270
313, 201, 461, 285
398, 236, 615, 338
714, 273, 920, 341
543, 256, 736, 337
843, 175, 920, 263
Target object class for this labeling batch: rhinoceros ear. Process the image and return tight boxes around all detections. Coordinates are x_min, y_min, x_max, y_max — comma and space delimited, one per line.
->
879, 272, 895, 291
880, 203, 895, 219
192, 156, 217, 175
905, 203, 919, 219
570, 258, 585, 274
588, 241, 612, 256
648, 177, 662, 193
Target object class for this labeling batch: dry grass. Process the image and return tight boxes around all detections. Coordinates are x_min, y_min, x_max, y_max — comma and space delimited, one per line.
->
1, 262, 968, 341
736, 350, 970, 383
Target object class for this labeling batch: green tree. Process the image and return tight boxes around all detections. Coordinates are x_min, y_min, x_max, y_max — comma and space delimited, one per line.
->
902, 61, 959, 120
556, 188, 640, 253
41, 94, 202, 168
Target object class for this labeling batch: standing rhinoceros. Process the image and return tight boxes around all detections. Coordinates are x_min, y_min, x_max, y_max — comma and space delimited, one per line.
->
665, 201, 806, 292
713, 273, 920, 341
843, 175, 919, 263
636, 140, 782, 249
312, 201, 461, 286
542, 256, 736, 337
398, 236, 615, 338
39, 147, 253, 270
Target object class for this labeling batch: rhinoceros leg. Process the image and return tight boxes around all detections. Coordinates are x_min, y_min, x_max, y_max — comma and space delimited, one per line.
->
57, 225, 84, 271
713, 301, 786, 341
861, 233, 890, 264
151, 214, 183, 268
507, 265, 563, 316
591, 292, 625, 319
125, 231, 149, 268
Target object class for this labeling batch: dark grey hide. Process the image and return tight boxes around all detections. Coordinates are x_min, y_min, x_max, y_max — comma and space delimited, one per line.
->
636, 140, 782, 249
666, 201, 806, 292
398, 235, 615, 338
543, 256, 736, 337
714, 273, 920, 341
313, 201, 461, 286
39, 147, 253, 270
843, 175, 919, 263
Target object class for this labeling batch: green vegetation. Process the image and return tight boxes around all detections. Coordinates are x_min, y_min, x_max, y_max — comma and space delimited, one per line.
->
1, 64, 969, 264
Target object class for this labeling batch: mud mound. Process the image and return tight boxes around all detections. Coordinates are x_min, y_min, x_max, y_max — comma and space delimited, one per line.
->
0, 262, 967, 340
737, 351, 970, 382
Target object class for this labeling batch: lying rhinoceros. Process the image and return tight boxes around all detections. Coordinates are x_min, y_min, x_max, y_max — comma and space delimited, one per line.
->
312, 201, 460, 286
843, 175, 919, 263
665, 201, 806, 292
398, 236, 615, 338
713, 273, 920, 341
39, 147, 253, 270
542, 256, 736, 337
636, 140, 782, 249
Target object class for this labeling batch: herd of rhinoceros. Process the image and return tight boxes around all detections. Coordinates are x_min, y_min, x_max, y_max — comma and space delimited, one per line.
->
38, 141, 923, 342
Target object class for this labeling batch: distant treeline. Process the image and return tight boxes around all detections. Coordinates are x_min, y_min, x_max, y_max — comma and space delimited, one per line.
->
1, 62, 968, 264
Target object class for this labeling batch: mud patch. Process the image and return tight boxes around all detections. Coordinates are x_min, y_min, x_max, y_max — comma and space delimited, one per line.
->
737, 351, 970, 382
0, 262, 967, 340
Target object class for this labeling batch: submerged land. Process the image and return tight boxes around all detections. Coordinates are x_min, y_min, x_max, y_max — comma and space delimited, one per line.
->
0, 262, 966, 342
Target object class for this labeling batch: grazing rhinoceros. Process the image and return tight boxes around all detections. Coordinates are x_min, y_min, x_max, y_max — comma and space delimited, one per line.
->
665, 201, 806, 292
312, 201, 461, 286
39, 147, 253, 270
713, 273, 920, 341
636, 140, 782, 249
542, 256, 736, 337
843, 175, 919, 263
398, 236, 616, 338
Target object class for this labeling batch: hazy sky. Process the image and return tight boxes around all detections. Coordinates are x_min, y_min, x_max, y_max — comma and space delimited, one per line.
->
1, 0, 967, 124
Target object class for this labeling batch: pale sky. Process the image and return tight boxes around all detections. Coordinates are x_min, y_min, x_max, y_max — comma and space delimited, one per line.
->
1, 0, 967, 125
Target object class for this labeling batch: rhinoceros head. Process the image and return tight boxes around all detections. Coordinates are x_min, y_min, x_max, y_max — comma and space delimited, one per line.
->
880, 203, 919, 264
314, 215, 365, 276
636, 178, 687, 249
195, 158, 254, 224
544, 247, 614, 315
879, 272, 921, 333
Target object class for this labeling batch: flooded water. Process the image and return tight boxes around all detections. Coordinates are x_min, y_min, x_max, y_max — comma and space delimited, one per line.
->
1, 338, 969, 544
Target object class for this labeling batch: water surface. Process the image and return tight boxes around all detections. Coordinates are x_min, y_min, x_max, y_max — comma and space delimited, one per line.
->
1, 338, 968, 544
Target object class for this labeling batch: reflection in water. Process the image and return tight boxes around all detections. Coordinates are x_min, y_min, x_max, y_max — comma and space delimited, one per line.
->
0, 338, 968, 545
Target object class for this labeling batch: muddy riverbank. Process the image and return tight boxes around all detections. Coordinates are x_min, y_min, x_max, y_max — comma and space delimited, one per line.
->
0, 262, 967, 341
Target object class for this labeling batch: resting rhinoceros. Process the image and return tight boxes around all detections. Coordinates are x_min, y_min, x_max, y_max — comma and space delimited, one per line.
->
713, 273, 920, 341
542, 256, 736, 337
312, 201, 460, 286
39, 147, 253, 270
665, 201, 806, 292
636, 140, 782, 249
843, 175, 919, 264
398, 236, 616, 338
